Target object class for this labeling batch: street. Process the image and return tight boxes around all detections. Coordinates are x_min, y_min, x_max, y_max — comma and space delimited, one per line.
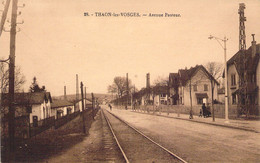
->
45, 107, 260, 162
105, 107, 260, 162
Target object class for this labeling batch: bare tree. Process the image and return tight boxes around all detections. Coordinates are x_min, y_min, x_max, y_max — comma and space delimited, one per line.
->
0, 62, 26, 93
107, 76, 134, 98
107, 84, 117, 94
205, 62, 223, 82
204, 62, 222, 121
153, 75, 169, 86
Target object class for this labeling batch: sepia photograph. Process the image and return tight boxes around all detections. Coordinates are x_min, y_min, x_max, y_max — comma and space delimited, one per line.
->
0, 0, 260, 162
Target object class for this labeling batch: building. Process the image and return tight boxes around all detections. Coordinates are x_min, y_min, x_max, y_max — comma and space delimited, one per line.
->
51, 99, 75, 119
217, 87, 225, 104
226, 36, 260, 116
169, 65, 219, 109
169, 73, 179, 105
1, 92, 52, 123
152, 85, 169, 105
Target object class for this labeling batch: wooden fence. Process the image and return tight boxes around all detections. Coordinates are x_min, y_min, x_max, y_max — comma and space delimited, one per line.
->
55, 111, 80, 129
1, 107, 100, 140
29, 116, 55, 137
117, 103, 241, 119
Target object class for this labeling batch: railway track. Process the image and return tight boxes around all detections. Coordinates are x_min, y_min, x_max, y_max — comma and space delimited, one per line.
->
102, 108, 187, 163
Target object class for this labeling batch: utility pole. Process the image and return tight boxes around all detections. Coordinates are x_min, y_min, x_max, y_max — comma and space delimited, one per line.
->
146, 73, 150, 112
126, 73, 129, 109
64, 86, 67, 100
209, 35, 229, 122
91, 92, 95, 120
76, 74, 79, 111
238, 3, 249, 117
84, 86, 87, 109
0, 0, 11, 37
189, 79, 193, 119
8, 0, 19, 157
238, 3, 246, 51
211, 80, 215, 122
223, 36, 229, 122
80, 82, 86, 134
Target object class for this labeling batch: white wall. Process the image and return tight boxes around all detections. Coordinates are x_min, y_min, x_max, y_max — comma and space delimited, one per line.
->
257, 60, 260, 106
181, 69, 218, 106
30, 104, 41, 123
227, 64, 238, 105
29, 98, 52, 123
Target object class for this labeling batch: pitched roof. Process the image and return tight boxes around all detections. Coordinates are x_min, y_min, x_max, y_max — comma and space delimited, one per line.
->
51, 99, 74, 108
178, 65, 219, 86
169, 73, 179, 87
57, 94, 92, 104
1, 92, 52, 106
227, 44, 260, 74
152, 85, 168, 95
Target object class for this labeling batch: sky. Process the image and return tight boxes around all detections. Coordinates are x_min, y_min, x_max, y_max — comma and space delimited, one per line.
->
0, 0, 260, 96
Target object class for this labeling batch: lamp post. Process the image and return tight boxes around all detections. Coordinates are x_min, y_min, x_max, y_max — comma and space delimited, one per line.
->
208, 35, 229, 122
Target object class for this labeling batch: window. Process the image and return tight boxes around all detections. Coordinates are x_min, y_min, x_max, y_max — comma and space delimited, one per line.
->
193, 85, 197, 92
232, 94, 236, 104
204, 84, 208, 91
197, 98, 203, 105
160, 94, 166, 97
46, 106, 49, 118
231, 74, 236, 86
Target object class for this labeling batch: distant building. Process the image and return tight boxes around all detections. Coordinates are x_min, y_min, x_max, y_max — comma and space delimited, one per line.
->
152, 85, 169, 105
51, 99, 75, 119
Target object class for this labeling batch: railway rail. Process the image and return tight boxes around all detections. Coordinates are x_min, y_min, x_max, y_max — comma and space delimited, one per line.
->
102, 108, 187, 163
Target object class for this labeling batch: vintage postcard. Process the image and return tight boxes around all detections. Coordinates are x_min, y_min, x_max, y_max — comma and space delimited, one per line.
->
1, 0, 260, 162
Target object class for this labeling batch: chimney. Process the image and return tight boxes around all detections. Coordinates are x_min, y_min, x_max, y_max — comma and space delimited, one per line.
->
64, 86, 67, 100
251, 34, 256, 58
146, 73, 150, 88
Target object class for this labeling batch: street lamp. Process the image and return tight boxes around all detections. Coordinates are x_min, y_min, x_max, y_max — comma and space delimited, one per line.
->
208, 35, 229, 123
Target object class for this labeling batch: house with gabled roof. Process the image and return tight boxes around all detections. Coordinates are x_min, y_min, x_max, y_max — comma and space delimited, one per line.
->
51, 99, 75, 119
169, 65, 219, 112
1, 92, 52, 123
226, 36, 260, 116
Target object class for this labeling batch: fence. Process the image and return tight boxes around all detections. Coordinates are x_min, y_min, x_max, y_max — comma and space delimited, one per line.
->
29, 116, 55, 137
1, 115, 30, 139
117, 103, 240, 119
1, 107, 100, 140
55, 111, 80, 129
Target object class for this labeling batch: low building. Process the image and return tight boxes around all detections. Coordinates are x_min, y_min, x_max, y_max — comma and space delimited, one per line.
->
1, 92, 52, 123
152, 85, 169, 105
51, 99, 75, 119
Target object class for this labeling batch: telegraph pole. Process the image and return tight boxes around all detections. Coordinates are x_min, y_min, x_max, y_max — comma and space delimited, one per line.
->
209, 35, 229, 122
91, 92, 95, 119
76, 74, 79, 111
80, 82, 86, 134
84, 86, 87, 108
8, 0, 19, 157
126, 73, 129, 109
64, 86, 67, 100
0, 0, 11, 37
